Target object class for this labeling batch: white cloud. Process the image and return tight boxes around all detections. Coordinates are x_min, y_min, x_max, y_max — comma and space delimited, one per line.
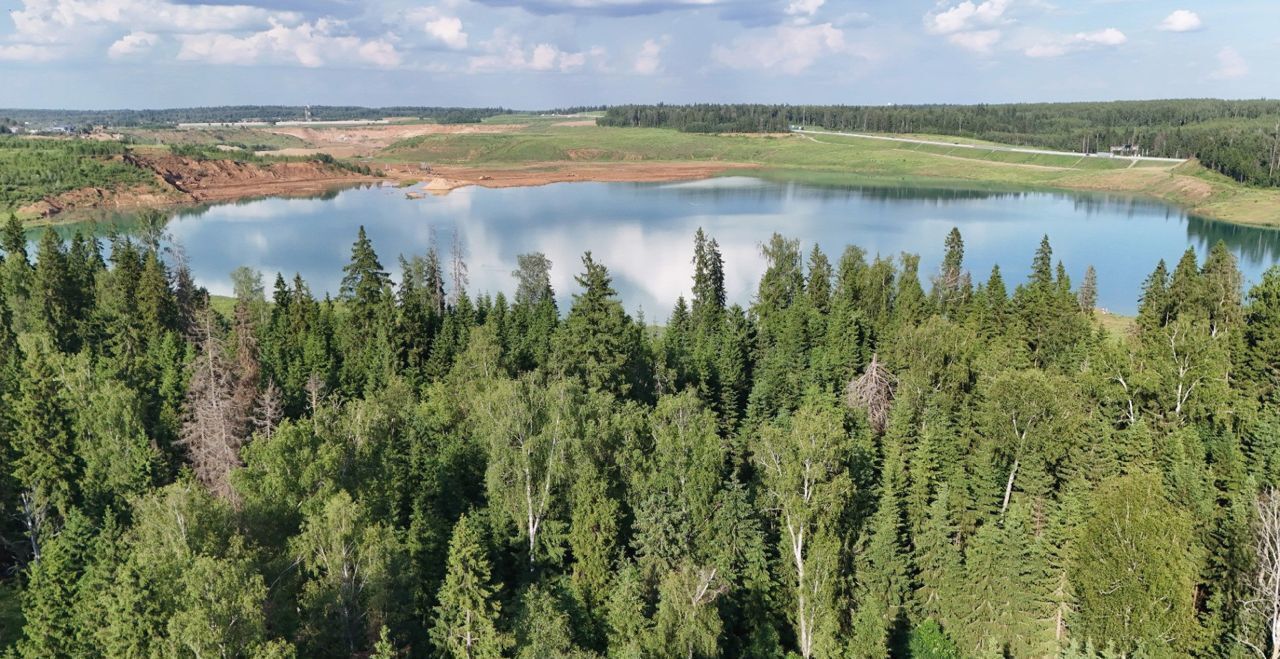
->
785, 0, 824, 18
633, 37, 666, 74
1, 0, 306, 63
177, 19, 400, 69
1158, 10, 1202, 33
8, 0, 292, 44
924, 0, 1010, 35
0, 43, 60, 61
712, 22, 870, 74
469, 30, 597, 73
107, 31, 157, 58
948, 29, 1000, 54
406, 7, 469, 50
1212, 46, 1247, 79
425, 16, 468, 49
925, 0, 1009, 55
1024, 28, 1126, 58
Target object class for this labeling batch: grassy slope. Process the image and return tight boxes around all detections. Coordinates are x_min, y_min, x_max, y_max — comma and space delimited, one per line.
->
120, 127, 309, 151
380, 124, 1280, 228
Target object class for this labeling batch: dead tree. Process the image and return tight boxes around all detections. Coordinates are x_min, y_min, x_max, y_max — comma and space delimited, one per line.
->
254, 380, 284, 440
1245, 489, 1280, 659
845, 354, 896, 434
177, 309, 252, 500
449, 229, 469, 307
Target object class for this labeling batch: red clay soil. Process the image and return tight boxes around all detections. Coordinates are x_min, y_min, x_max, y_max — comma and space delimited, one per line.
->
21, 154, 378, 218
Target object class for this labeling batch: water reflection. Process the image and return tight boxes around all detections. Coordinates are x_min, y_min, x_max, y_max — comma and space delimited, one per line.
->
41, 177, 1280, 317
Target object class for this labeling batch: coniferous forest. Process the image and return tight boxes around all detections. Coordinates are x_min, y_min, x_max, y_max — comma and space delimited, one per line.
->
599, 100, 1280, 188
3, 214, 1280, 658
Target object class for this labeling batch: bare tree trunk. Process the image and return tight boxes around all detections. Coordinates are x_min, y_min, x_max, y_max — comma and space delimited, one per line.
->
1248, 489, 1280, 659
1000, 458, 1019, 516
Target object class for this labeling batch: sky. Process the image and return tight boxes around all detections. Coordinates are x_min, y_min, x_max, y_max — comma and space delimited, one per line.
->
0, 0, 1275, 109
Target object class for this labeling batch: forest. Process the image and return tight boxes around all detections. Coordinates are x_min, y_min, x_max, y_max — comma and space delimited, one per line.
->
599, 100, 1280, 188
0, 138, 156, 211
1, 213, 1279, 658
0, 106, 508, 129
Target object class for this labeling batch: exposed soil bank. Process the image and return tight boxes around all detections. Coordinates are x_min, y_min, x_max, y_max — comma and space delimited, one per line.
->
20, 154, 378, 219
388, 161, 760, 194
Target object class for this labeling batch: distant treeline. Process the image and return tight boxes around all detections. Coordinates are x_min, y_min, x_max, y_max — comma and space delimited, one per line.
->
600, 100, 1280, 187
0, 106, 508, 128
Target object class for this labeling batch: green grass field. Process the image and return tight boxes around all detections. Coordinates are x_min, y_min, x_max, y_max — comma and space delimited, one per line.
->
120, 127, 310, 151
380, 123, 1280, 228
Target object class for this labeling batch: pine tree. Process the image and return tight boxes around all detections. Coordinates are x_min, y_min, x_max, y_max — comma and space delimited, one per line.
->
432, 514, 507, 659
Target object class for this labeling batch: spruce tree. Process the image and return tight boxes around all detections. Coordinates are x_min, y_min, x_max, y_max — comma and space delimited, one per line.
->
13, 346, 78, 517
691, 228, 726, 331
1244, 267, 1280, 404
17, 510, 94, 658
807, 244, 833, 316
32, 230, 77, 352
1078, 265, 1097, 313
0, 214, 31, 327
552, 252, 644, 398
1201, 240, 1244, 338
340, 225, 392, 332
432, 514, 507, 659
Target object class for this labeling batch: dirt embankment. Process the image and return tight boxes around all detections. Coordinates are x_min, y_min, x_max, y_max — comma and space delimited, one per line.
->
21, 153, 379, 218
388, 161, 759, 195
261, 123, 527, 158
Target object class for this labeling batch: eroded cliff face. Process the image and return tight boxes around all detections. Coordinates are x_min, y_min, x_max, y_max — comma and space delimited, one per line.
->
20, 153, 379, 218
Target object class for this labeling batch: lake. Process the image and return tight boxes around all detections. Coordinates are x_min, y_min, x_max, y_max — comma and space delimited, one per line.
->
47, 177, 1280, 317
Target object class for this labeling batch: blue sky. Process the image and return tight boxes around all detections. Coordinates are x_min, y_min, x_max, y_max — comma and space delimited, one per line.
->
0, 0, 1275, 109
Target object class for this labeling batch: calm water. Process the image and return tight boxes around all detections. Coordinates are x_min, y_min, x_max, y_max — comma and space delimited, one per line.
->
47, 177, 1280, 317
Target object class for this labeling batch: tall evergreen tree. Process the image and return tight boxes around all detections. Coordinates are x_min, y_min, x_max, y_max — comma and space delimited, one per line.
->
552, 252, 646, 398
432, 514, 507, 659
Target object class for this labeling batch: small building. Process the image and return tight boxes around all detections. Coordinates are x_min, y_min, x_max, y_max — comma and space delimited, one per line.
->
1110, 144, 1141, 157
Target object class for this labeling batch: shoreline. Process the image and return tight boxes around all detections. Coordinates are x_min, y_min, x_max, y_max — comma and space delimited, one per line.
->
13, 158, 1277, 231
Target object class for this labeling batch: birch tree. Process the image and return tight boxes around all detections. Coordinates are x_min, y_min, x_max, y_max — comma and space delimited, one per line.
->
752, 396, 851, 659
478, 376, 579, 564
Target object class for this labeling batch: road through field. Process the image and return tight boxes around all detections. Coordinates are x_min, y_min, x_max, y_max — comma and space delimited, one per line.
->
791, 128, 1187, 165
